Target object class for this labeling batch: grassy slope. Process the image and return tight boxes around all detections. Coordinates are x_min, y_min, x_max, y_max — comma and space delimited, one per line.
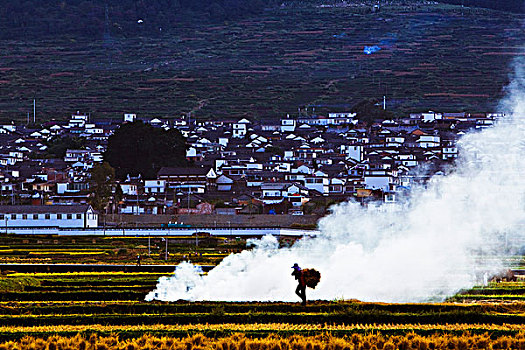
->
0, 3, 522, 121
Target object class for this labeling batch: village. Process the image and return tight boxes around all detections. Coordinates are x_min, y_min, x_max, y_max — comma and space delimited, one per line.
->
0, 108, 503, 226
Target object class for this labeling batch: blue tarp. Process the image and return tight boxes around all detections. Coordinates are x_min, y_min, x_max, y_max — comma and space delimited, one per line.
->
364, 45, 381, 55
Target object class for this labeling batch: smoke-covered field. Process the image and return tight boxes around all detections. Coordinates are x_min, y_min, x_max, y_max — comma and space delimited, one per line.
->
146, 57, 525, 303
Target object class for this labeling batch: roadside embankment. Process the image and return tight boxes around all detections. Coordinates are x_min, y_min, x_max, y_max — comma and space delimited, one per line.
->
104, 214, 321, 229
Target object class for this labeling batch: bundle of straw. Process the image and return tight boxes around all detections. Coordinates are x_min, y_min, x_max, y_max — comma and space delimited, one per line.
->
302, 269, 321, 289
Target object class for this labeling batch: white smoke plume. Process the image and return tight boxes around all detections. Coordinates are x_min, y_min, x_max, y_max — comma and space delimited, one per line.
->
146, 58, 525, 303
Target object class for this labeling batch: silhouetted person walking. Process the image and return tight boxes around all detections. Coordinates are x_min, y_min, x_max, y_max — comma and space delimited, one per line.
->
292, 263, 306, 306
136, 254, 141, 266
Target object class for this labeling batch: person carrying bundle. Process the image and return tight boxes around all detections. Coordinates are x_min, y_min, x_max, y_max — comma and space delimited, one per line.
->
291, 263, 322, 306
291, 263, 306, 306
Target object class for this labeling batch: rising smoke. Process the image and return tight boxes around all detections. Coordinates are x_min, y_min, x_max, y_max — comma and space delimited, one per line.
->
146, 57, 524, 303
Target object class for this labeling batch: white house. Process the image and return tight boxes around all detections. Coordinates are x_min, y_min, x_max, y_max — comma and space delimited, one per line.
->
304, 175, 329, 195
280, 116, 296, 133
120, 183, 138, 195
144, 180, 166, 194
328, 112, 356, 119
1, 125, 16, 133
396, 154, 418, 167
292, 164, 313, 175
50, 125, 62, 135
0, 205, 97, 228
64, 150, 90, 162
310, 136, 325, 144
442, 146, 458, 160
124, 113, 136, 123
385, 136, 405, 147
363, 169, 397, 192
186, 147, 199, 160
329, 178, 346, 194
417, 135, 440, 148
285, 173, 306, 183
84, 125, 104, 134
341, 144, 363, 162
283, 150, 295, 161
298, 114, 354, 126
216, 174, 234, 191
421, 111, 443, 122
150, 118, 163, 126
218, 137, 229, 147
232, 119, 250, 138
68, 113, 88, 128
260, 183, 310, 207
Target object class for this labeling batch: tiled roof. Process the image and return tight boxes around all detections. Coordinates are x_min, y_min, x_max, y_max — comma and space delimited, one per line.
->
0, 204, 92, 214
157, 167, 209, 176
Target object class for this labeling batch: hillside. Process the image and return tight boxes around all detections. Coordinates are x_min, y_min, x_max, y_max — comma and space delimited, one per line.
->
435, 0, 524, 13
0, 1, 523, 121
0, 0, 270, 39
0, 1, 522, 40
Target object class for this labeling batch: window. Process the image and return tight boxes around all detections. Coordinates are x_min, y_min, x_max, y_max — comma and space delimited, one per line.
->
67, 214, 72, 220
22, 214, 27, 220
10, 214, 16, 220
57, 214, 62, 220
76, 214, 81, 219
33, 214, 38, 220
45, 214, 50, 220
0, 214, 3, 220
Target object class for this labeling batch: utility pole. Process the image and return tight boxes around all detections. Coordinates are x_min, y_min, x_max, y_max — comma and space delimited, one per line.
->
136, 187, 139, 216
165, 237, 168, 261
33, 99, 36, 124
187, 187, 191, 210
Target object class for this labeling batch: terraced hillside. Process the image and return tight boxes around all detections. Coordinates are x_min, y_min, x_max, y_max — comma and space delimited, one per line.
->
1, 257, 525, 348
2, 271, 525, 335
0, 3, 523, 121
0, 234, 245, 266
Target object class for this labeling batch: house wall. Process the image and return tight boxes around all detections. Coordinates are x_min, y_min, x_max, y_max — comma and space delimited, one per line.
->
304, 177, 329, 195
120, 184, 138, 195
85, 211, 98, 227
145, 180, 165, 193
120, 206, 145, 215
328, 112, 356, 119
263, 189, 282, 197
280, 119, 296, 133
233, 124, 247, 138
0, 212, 97, 228
364, 176, 391, 191
344, 145, 363, 162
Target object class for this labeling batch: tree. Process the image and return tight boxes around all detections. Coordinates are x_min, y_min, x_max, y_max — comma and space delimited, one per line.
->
351, 99, 394, 127
104, 121, 187, 180
89, 162, 116, 213
45, 136, 86, 158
